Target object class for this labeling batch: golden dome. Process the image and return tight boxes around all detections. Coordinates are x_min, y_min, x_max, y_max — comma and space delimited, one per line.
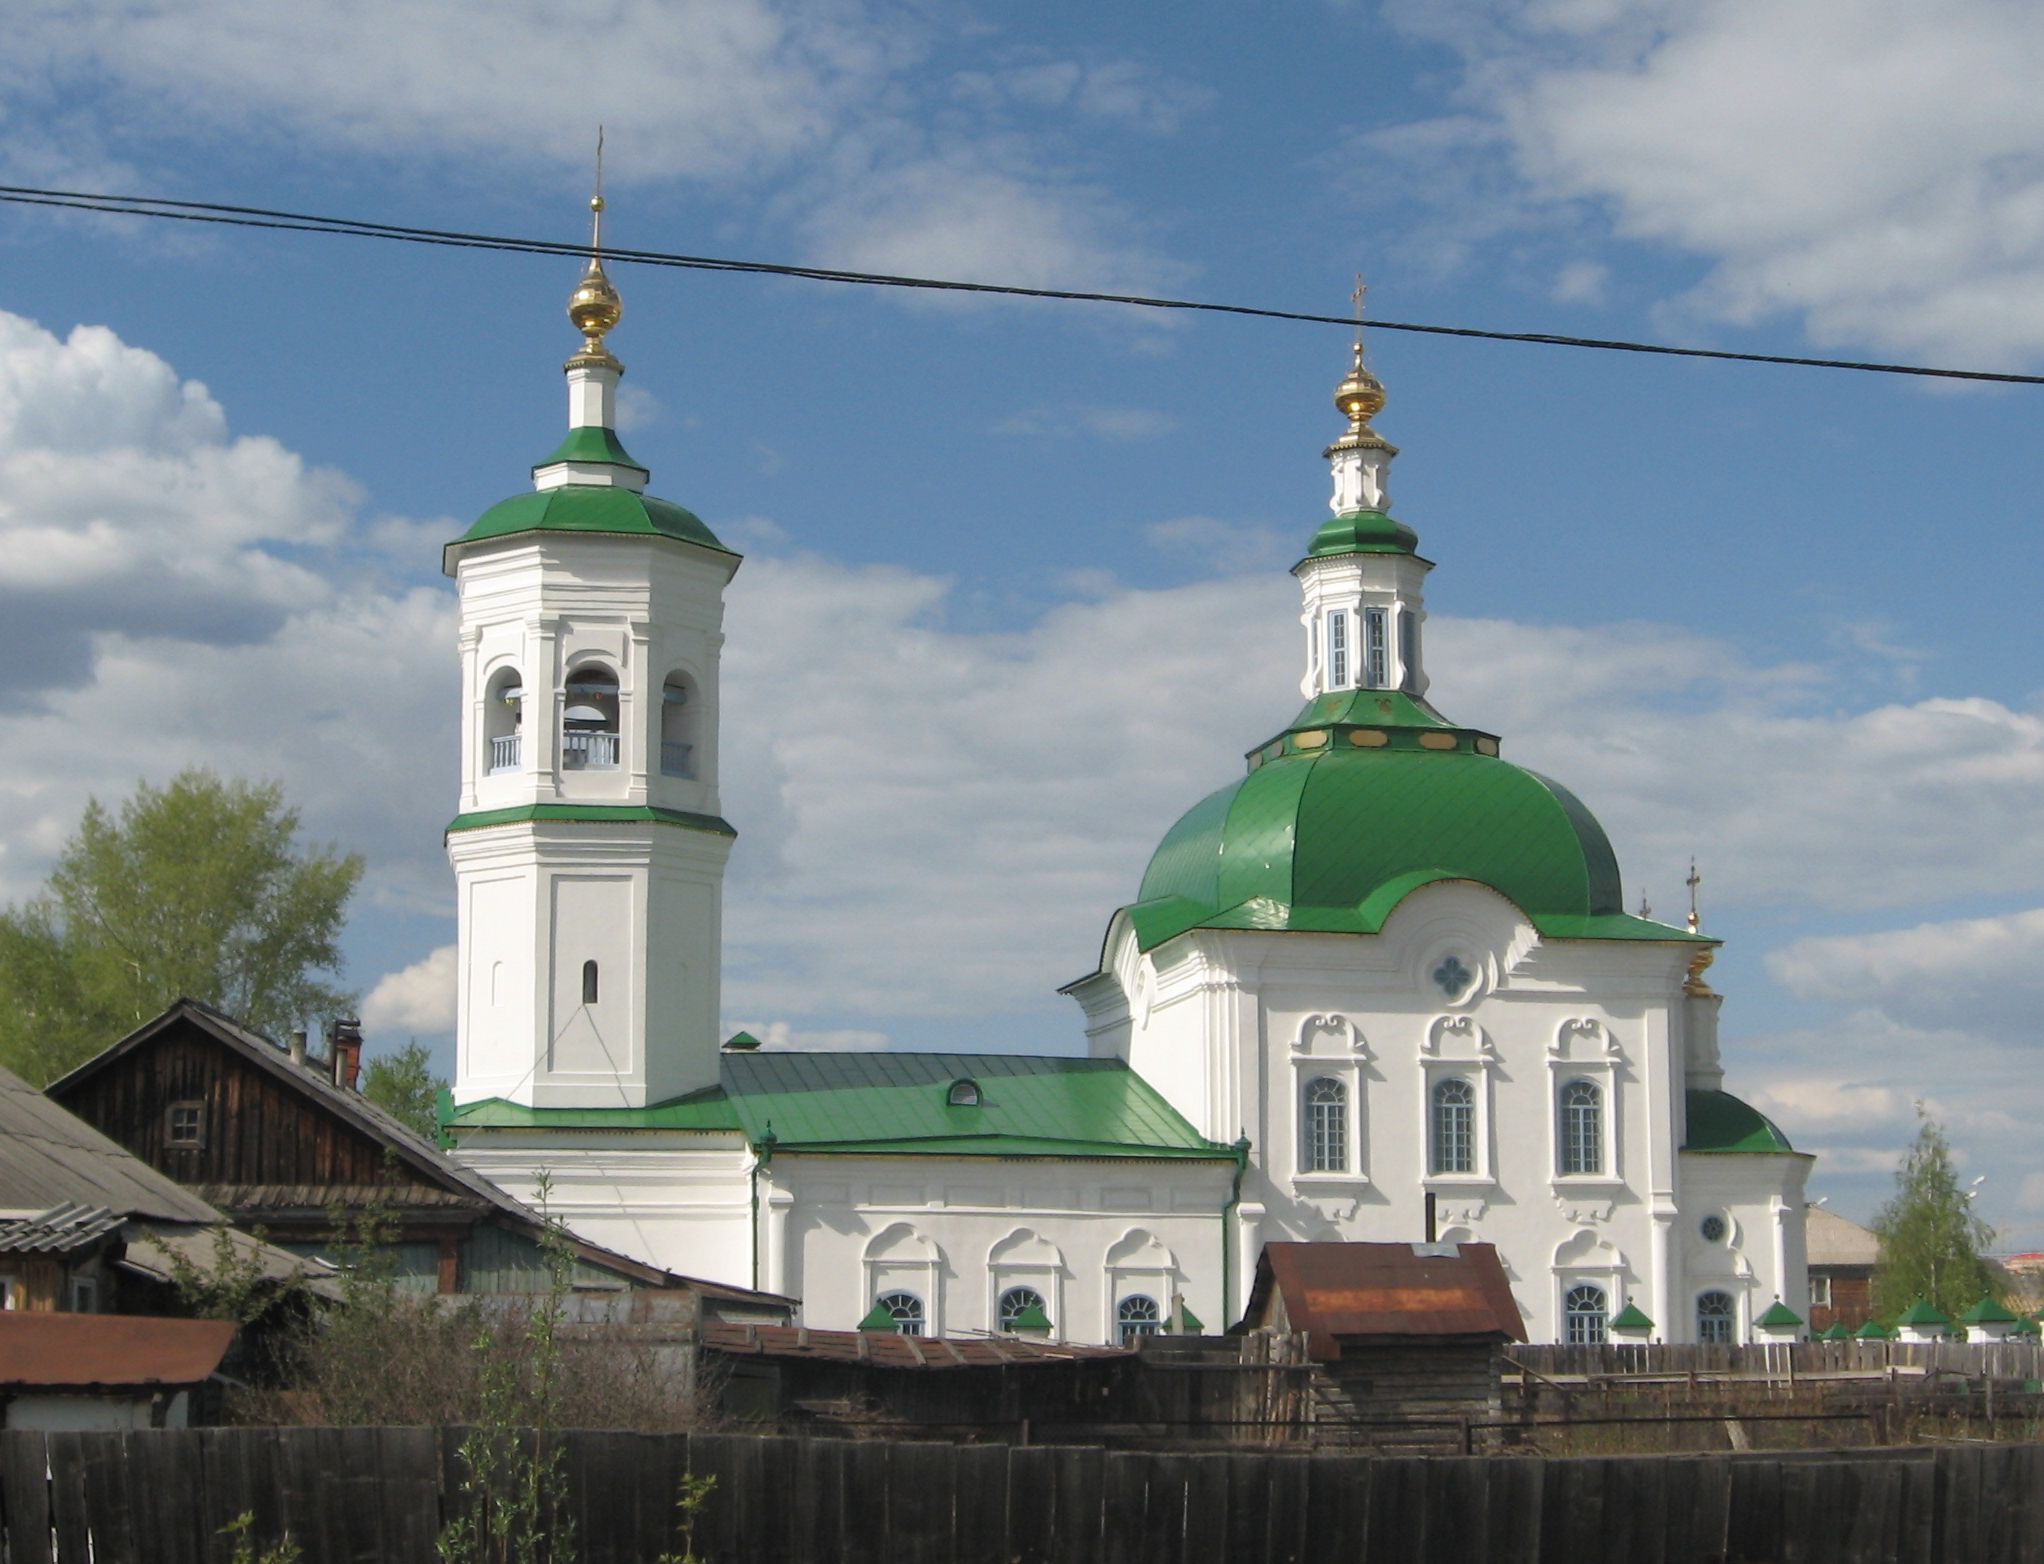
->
1334, 347, 1386, 426
567, 194, 622, 361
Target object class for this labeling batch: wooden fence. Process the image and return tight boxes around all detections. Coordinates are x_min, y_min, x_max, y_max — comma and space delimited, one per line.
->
1512, 1339, 2044, 1380
6, 1426, 2044, 1562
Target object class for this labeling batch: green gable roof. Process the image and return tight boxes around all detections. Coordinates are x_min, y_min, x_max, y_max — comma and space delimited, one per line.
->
1120, 740, 1686, 955
1756, 1301, 1804, 1329
1684, 1090, 1797, 1155
449, 484, 735, 566
447, 1051, 1233, 1163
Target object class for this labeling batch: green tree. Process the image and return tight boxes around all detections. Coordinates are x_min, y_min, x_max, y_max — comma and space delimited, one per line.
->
0, 769, 362, 1083
363, 1039, 447, 1141
1871, 1105, 2001, 1321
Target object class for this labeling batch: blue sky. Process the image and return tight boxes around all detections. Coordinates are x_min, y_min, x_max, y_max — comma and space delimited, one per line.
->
1, 0, 2042, 1245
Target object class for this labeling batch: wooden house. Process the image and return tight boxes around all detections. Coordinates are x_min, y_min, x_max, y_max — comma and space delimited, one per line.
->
1240, 1241, 1525, 1447
50, 1000, 790, 1321
1807, 1207, 1878, 1333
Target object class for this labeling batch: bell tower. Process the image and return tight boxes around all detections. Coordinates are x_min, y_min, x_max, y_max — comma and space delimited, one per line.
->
445, 176, 741, 1109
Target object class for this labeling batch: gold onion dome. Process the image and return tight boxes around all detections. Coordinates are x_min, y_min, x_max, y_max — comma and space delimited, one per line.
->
1334, 346, 1386, 426
567, 195, 623, 362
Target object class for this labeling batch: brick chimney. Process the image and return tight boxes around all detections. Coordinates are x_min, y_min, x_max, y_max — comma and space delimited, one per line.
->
327, 1016, 363, 1091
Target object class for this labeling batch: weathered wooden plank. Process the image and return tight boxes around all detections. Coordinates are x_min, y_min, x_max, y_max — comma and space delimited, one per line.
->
1724, 1458, 1784, 1564
686, 1432, 747, 1564
125, 1431, 208, 1564
1300, 1452, 1360, 1561
1263, 1452, 1311, 1564
1221, 1452, 1272, 1561
887, 1440, 958, 1564
2010, 1443, 2044, 1564
1006, 1446, 1058, 1564
1430, 1456, 1489, 1564
0, 1430, 54, 1564
1049, 1443, 1107, 1564
1365, 1457, 1428, 1561
1486, 1452, 1542, 1564
1099, 1450, 1151, 1564
1177, 1452, 1233, 1564
839, 1438, 893, 1564
788, 1436, 847, 1561
43, 1432, 93, 1563
952, 1443, 1011, 1564
1939, 1446, 1984, 1564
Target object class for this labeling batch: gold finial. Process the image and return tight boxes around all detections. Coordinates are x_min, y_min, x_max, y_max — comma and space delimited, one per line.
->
566, 126, 623, 367
1685, 857, 1702, 934
1332, 271, 1387, 434
1684, 945, 1718, 998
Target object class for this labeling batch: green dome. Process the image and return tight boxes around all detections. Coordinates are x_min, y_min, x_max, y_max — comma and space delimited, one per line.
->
1123, 728, 1682, 953
446, 484, 735, 573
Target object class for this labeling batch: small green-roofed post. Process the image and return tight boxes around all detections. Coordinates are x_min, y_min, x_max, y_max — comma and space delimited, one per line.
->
2015, 1318, 2042, 1339
1854, 1319, 1893, 1340
1895, 1299, 1950, 1344
1166, 1295, 1204, 1334
723, 1030, 763, 1051
857, 1301, 900, 1332
1755, 1300, 1804, 1341
1010, 1300, 1053, 1338
1817, 1322, 1851, 1341
1961, 1294, 2019, 1342
1610, 1302, 1654, 1338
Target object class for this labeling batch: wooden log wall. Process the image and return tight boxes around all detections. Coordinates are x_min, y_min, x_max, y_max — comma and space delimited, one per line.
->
6, 1427, 2044, 1563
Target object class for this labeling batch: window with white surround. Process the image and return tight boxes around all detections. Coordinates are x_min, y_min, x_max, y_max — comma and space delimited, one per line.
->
998, 1286, 1047, 1332
1697, 1290, 1736, 1344
1430, 1077, 1475, 1175
1363, 606, 1389, 687
563, 663, 621, 770
1117, 1294, 1162, 1346
875, 1291, 924, 1335
1558, 1079, 1603, 1176
1810, 1275, 1833, 1309
1327, 611, 1349, 688
1302, 1077, 1348, 1173
1564, 1283, 1608, 1344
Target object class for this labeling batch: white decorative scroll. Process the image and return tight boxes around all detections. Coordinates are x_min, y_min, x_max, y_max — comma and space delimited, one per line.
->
1422, 1013, 1492, 1058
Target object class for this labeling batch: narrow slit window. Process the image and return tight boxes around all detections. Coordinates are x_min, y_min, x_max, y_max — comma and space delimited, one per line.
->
581, 960, 599, 1005
1363, 607, 1389, 688
1398, 609, 1418, 691
1327, 612, 1348, 688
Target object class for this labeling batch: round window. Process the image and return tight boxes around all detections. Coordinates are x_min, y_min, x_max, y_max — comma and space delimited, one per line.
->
1699, 1214, 1728, 1244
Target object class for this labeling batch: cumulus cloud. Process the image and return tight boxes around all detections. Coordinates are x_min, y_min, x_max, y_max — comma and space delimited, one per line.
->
363, 943, 458, 1037
1766, 909, 2044, 1031
1375, 0, 2044, 365
994, 405, 1177, 441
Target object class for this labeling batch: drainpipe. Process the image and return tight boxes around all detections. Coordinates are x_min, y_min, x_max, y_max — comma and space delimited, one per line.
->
1220, 1133, 1251, 1332
749, 1124, 777, 1293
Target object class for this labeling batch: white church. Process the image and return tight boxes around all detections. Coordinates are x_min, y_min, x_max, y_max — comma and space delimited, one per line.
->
441, 213, 1812, 1346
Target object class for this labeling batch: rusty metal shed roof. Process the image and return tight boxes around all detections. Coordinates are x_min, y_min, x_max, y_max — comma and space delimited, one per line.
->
0, 1062, 220, 1225
1244, 1241, 1527, 1360
703, 1320, 1129, 1370
0, 1312, 236, 1389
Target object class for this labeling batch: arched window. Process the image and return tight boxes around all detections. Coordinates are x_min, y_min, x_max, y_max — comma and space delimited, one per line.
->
1564, 1283, 1608, 1345
563, 663, 620, 770
581, 960, 599, 1006
485, 669, 523, 774
1697, 1291, 1737, 1345
1559, 1079, 1602, 1176
946, 1079, 981, 1107
1430, 1077, 1475, 1175
1301, 1077, 1347, 1173
661, 673, 696, 778
876, 1291, 923, 1336
1116, 1294, 1162, 1346
998, 1286, 1046, 1333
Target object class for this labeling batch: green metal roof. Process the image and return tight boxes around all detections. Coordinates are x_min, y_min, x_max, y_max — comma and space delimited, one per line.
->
1756, 1301, 1804, 1328
1120, 740, 1685, 955
1008, 1300, 1053, 1333
1854, 1319, 1893, 1340
446, 803, 737, 838
1302, 508, 1420, 559
1684, 1091, 1797, 1155
534, 425, 647, 472
1897, 1300, 1949, 1327
1960, 1295, 2018, 1325
446, 1051, 1232, 1162
449, 484, 734, 566
858, 1300, 903, 1331
723, 1052, 1230, 1159
1817, 1323, 1851, 1341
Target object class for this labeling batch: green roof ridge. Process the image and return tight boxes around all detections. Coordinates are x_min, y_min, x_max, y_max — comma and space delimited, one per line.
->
447, 804, 737, 837
1896, 1299, 1949, 1326
450, 485, 736, 564
1756, 1301, 1804, 1328
1960, 1295, 2018, 1324
1854, 1319, 1893, 1339
1610, 1302, 1654, 1330
535, 425, 647, 473
444, 1089, 741, 1133
1817, 1322, 1852, 1341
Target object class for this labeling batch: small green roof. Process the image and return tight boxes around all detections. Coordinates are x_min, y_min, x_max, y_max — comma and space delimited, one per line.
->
858, 1300, 903, 1332
1684, 1090, 1797, 1155
1302, 508, 1420, 559
1610, 1302, 1654, 1331
1756, 1301, 1804, 1329
724, 1030, 764, 1052
1008, 1301, 1053, 1333
1817, 1322, 1852, 1341
1167, 1299, 1204, 1333
1896, 1300, 1949, 1327
449, 484, 735, 568
534, 425, 647, 473
1854, 1319, 1893, 1340
2015, 1318, 2041, 1338
1960, 1296, 2018, 1325
447, 1051, 1232, 1162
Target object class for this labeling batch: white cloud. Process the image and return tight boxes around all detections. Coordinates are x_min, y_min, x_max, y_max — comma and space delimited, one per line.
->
995, 405, 1176, 441
1378, 0, 2044, 364
1766, 908, 2044, 1030
1552, 260, 1609, 304
363, 943, 458, 1038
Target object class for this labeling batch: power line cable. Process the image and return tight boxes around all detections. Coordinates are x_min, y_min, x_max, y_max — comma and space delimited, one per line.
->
4, 182, 2041, 387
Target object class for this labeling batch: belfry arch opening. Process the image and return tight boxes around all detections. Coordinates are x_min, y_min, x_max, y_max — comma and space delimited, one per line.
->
485, 668, 523, 774
661, 672, 697, 778
563, 663, 620, 770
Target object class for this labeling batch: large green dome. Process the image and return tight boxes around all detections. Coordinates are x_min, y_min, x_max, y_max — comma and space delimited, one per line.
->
1120, 700, 1687, 953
